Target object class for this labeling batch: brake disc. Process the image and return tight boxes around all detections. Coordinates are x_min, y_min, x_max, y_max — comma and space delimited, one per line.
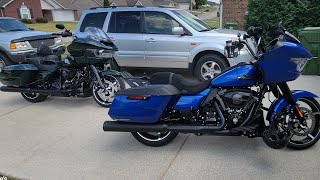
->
288, 107, 316, 136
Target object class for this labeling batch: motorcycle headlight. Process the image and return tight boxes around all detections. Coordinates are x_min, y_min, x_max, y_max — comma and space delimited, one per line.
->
10, 42, 28, 49
55, 37, 63, 44
291, 58, 309, 72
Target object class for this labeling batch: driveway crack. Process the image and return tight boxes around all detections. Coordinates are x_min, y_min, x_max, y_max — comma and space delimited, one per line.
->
0, 104, 34, 118
160, 134, 190, 180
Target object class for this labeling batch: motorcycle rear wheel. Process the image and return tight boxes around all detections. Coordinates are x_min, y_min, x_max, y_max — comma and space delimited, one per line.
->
131, 132, 178, 147
21, 93, 48, 103
286, 98, 320, 150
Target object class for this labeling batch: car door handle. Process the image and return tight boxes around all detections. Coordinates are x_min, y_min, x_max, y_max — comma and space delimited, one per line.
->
145, 38, 156, 42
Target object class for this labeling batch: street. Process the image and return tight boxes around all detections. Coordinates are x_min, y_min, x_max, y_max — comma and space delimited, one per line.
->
0, 75, 319, 180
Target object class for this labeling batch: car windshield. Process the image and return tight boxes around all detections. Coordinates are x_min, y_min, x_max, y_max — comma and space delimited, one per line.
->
0, 19, 29, 32
171, 10, 211, 32
84, 27, 111, 41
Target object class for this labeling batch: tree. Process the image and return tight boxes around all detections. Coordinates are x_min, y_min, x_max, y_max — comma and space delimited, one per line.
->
104, 0, 110, 7
195, 0, 207, 9
246, 0, 320, 36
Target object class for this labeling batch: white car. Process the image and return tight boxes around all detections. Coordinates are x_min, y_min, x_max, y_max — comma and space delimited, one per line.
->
75, 7, 254, 81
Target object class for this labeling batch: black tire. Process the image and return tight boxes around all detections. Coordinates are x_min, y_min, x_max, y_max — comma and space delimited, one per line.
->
286, 98, 320, 150
131, 132, 178, 147
194, 54, 229, 81
0, 52, 13, 67
21, 93, 48, 103
92, 75, 125, 107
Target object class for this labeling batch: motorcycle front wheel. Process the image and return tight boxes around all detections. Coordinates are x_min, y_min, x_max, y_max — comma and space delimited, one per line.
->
131, 132, 178, 147
286, 98, 320, 150
92, 75, 125, 107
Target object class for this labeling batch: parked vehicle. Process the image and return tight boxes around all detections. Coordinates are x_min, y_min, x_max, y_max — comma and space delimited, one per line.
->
103, 23, 320, 150
74, 7, 255, 81
0, 25, 125, 107
0, 17, 65, 67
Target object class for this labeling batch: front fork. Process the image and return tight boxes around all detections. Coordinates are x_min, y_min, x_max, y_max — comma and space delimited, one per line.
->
276, 83, 306, 123
90, 65, 105, 89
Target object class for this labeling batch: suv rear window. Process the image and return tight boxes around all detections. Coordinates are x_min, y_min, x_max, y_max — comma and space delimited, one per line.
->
80, 12, 108, 32
108, 11, 141, 33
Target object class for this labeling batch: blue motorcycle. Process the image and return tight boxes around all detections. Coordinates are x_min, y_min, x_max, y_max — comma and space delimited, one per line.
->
103, 23, 320, 150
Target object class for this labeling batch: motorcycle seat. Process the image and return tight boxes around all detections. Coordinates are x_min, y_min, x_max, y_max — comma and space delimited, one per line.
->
150, 72, 211, 95
27, 55, 59, 71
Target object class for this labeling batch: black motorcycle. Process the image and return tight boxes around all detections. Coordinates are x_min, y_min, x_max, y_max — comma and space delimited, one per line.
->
0, 25, 125, 107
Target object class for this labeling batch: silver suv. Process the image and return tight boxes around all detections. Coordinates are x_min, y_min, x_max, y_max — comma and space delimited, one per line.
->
75, 7, 254, 81
0, 17, 65, 67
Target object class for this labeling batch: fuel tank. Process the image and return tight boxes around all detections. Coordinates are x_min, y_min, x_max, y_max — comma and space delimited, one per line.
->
211, 64, 257, 87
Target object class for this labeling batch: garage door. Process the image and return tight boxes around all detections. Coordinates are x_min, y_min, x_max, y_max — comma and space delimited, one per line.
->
52, 10, 75, 22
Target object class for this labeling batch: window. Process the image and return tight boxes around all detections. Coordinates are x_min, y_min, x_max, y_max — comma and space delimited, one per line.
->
144, 12, 180, 35
80, 12, 108, 32
171, 10, 211, 32
108, 11, 141, 33
20, 5, 31, 19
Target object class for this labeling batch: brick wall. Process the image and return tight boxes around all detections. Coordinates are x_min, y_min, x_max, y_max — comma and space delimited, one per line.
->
222, 0, 248, 30
3, 0, 43, 19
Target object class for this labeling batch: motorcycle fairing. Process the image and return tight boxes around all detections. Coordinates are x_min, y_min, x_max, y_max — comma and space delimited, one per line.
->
267, 90, 319, 122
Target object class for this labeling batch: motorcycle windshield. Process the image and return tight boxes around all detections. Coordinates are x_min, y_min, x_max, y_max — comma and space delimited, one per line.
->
84, 27, 111, 42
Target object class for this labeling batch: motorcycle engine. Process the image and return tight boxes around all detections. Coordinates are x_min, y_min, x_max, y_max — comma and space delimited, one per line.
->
61, 67, 77, 81
222, 89, 256, 128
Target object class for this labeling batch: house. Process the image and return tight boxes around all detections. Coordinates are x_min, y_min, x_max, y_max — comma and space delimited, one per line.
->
110, 0, 128, 7
172, 0, 193, 10
41, 0, 78, 21
221, 0, 248, 30
0, 0, 78, 21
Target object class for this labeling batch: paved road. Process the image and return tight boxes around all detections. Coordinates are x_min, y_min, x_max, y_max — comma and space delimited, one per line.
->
197, 6, 218, 20
0, 76, 319, 180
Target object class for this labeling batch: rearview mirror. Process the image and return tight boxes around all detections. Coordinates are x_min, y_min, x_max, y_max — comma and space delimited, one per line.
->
56, 24, 65, 30
172, 27, 184, 35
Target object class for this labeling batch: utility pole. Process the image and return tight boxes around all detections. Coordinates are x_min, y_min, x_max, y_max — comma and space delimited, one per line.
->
190, 0, 193, 12
219, 0, 223, 29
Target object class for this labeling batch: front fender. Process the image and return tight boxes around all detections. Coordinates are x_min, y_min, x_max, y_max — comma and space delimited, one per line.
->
99, 70, 122, 77
266, 90, 319, 122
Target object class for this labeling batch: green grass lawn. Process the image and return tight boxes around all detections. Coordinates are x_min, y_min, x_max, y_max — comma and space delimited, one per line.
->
204, 17, 220, 29
25, 21, 77, 32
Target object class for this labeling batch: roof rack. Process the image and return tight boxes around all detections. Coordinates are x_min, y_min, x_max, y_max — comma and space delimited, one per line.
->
90, 5, 146, 10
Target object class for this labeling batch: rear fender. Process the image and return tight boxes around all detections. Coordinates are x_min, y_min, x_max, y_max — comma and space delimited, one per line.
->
266, 90, 319, 122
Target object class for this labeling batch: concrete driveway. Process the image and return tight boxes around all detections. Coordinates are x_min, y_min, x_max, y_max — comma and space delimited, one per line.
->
0, 76, 319, 180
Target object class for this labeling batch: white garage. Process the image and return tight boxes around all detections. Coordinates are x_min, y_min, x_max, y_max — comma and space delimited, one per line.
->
52, 10, 75, 22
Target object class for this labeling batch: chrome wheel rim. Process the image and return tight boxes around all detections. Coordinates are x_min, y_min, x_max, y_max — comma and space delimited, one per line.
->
201, 61, 221, 80
22, 93, 40, 100
137, 132, 171, 142
93, 76, 120, 105
289, 98, 320, 146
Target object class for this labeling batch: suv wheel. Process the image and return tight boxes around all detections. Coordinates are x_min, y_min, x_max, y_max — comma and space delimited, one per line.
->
0, 53, 13, 67
194, 54, 228, 81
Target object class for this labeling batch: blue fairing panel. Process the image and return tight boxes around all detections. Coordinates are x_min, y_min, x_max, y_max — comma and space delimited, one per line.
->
266, 90, 319, 122
174, 89, 210, 110
257, 42, 313, 83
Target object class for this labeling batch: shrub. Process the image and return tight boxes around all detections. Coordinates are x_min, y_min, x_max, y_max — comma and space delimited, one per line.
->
21, 18, 34, 24
205, 9, 209, 12
36, 17, 49, 23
